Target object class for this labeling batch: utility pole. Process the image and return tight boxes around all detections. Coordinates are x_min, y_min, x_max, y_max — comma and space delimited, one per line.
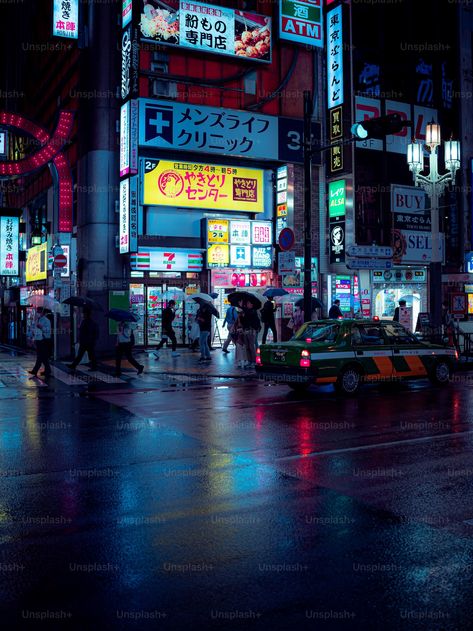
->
303, 90, 313, 323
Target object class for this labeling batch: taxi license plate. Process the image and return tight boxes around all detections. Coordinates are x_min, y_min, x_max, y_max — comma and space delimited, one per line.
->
273, 350, 287, 362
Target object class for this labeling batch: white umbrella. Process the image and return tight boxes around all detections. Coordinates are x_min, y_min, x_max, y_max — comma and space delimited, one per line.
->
162, 289, 185, 300
27, 295, 61, 312
185, 292, 214, 303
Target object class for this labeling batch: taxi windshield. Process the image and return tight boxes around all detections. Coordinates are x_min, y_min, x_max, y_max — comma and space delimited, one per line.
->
294, 323, 340, 343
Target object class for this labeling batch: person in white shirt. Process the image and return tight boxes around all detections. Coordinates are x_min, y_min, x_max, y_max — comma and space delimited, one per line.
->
29, 308, 52, 377
115, 321, 144, 376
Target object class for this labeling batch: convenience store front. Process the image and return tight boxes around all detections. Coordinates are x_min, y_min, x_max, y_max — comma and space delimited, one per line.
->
372, 267, 428, 329
129, 248, 203, 346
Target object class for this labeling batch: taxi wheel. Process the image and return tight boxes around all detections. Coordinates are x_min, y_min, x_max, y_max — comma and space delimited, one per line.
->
429, 360, 451, 386
336, 366, 362, 395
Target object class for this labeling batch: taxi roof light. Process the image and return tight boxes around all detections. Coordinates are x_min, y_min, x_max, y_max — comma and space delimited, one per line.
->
301, 350, 310, 357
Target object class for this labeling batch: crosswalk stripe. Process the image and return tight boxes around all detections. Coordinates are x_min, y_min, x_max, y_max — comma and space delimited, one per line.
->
49, 366, 86, 385
73, 366, 126, 384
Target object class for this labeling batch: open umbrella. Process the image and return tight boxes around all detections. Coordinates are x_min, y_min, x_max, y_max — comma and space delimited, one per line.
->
105, 308, 139, 322
295, 297, 324, 311
63, 296, 103, 310
27, 295, 61, 312
186, 292, 214, 303
263, 288, 289, 298
162, 289, 185, 300
227, 291, 263, 310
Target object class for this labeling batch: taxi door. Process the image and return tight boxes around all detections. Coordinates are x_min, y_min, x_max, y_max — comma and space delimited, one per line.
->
351, 324, 394, 382
382, 323, 428, 378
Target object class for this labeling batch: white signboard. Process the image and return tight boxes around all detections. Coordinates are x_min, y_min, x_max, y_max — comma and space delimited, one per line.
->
131, 248, 203, 272
399, 306, 413, 331
346, 245, 393, 258
252, 246, 272, 268
230, 244, 252, 267
119, 179, 130, 254
120, 102, 130, 177
0, 131, 6, 156
179, 2, 235, 55
391, 184, 426, 214
53, 0, 79, 39
278, 250, 296, 275
251, 221, 272, 245
0, 216, 19, 276
393, 230, 444, 264
229, 221, 251, 244
327, 5, 343, 109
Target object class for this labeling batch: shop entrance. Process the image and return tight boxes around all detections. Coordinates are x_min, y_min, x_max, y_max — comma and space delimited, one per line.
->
129, 280, 200, 347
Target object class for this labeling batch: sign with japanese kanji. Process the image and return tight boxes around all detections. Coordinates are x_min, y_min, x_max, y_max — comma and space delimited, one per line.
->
230, 221, 251, 244
139, 99, 277, 161
26, 243, 48, 282
251, 221, 272, 245
279, 0, 323, 48
131, 248, 203, 272
207, 244, 230, 267
143, 159, 264, 212
0, 216, 19, 276
140, 1, 272, 63
327, 5, 343, 109
328, 180, 345, 218
119, 176, 139, 254
207, 220, 229, 243
53, 0, 78, 39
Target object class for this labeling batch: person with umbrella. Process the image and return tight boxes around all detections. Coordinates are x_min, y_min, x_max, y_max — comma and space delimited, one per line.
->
108, 311, 144, 376
29, 307, 52, 377
261, 298, 277, 343
154, 299, 180, 359
67, 307, 99, 371
241, 299, 260, 365
196, 299, 217, 362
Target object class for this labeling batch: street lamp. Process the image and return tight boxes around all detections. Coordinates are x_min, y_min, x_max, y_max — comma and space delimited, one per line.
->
406, 122, 460, 327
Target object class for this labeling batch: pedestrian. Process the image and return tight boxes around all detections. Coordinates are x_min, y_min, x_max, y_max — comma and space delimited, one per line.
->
67, 307, 99, 371
233, 309, 248, 368
115, 320, 144, 376
328, 299, 343, 319
393, 299, 406, 322
241, 300, 260, 366
29, 307, 52, 377
222, 303, 238, 353
196, 301, 213, 362
154, 300, 180, 359
261, 298, 277, 343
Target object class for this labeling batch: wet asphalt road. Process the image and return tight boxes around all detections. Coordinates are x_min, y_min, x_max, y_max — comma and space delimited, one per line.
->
1, 352, 473, 629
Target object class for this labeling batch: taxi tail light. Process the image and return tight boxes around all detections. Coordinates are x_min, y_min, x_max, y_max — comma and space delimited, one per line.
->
455, 350, 459, 361
373, 316, 380, 321
256, 347, 262, 365
300, 349, 310, 368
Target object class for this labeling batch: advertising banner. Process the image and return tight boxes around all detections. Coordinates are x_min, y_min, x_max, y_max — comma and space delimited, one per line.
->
280, 0, 323, 48
0, 216, 19, 276
143, 159, 264, 212
131, 247, 203, 271
207, 244, 230, 267
26, 243, 48, 282
328, 179, 346, 218
327, 5, 343, 109
120, 102, 130, 177
392, 229, 444, 264
206, 218, 273, 268
207, 219, 229, 243
53, 0, 79, 39
140, 0, 271, 63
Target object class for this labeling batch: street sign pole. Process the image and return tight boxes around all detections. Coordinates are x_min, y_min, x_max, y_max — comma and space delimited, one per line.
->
303, 90, 312, 322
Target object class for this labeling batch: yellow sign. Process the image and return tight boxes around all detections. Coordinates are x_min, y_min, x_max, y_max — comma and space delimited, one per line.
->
26, 243, 48, 282
207, 220, 229, 244
143, 160, 264, 212
207, 244, 230, 267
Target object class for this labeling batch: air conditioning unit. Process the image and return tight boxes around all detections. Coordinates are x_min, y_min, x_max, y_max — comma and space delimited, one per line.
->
151, 79, 177, 99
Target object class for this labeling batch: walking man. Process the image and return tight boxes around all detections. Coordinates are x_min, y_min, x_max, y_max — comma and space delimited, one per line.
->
29, 307, 52, 377
222, 304, 238, 353
154, 300, 180, 359
196, 301, 213, 363
261, 298, 277, 344
67, 308, 99, 371
115, 320, 144, 376
329, 299, 343, 319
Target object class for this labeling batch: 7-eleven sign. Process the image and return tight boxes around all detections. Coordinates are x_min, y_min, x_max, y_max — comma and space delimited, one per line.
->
131, 247, 203, 272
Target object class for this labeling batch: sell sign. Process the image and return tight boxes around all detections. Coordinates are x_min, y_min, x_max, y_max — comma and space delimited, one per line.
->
143, 160, 264, 212
0, 216, 19, 276
279, 0, 323, 48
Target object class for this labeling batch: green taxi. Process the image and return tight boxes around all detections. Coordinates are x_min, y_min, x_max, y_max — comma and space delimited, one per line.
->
255, 319, 458, 395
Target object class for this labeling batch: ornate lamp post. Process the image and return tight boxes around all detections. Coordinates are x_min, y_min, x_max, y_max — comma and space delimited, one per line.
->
407, 123, 460, 326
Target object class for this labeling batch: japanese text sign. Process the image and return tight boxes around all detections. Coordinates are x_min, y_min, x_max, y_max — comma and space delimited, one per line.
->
53, 0, 78, 39
251, 221, 272, 245
328, 180, 346, 218
207, 244, 230, 267
207, 220, 229, 243
279, 0, 323, 48
327, 5, 343, 109
139, 99, 277, 161
143, 160, 264, 212
140, 1, 271, 63
0, 216, 19, 276
26, 243, 48, 282
131, 248, 203, 272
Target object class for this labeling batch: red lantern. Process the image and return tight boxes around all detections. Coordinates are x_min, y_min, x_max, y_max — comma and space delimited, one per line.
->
250, 274, 257, 287
238, 273, 246, 287
231, 273, 239, 286
260, 274, 267, 286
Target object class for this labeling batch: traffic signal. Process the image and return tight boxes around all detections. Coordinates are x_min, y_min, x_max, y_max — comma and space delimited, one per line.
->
351, 113, 409, 140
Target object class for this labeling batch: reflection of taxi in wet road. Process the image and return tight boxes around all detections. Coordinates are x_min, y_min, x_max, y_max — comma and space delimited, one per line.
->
256, 319, 458, 395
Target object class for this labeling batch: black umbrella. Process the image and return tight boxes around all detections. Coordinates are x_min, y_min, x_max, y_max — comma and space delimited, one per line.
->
295, 297, 324, 311
263, 288, 289, 298
105, 308, 139, 322
198, 302, 219, 318
63, 296, 103, 310
227, 291, 263, 310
